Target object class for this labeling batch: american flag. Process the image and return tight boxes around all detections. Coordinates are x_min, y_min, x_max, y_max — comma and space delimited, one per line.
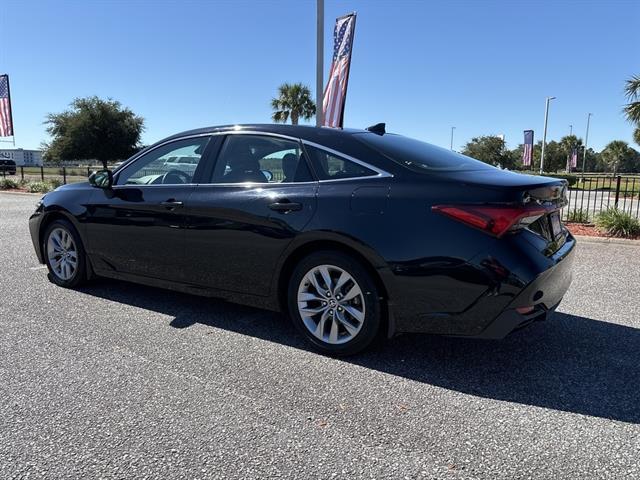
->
522, 130, 534, 167
322, 13, 356, 128
570, 146, 578, 168
0, 75, 14, 137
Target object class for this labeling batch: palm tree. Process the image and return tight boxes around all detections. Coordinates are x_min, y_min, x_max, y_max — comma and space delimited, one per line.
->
271, 83, 316, 125
624, 75, 640, 124
558, 135, 583, 172
624, 75, 640, 146
600, 140, 631, 175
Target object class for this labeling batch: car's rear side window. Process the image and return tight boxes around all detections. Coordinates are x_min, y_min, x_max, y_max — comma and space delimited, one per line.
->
353, 133, 496, 172
304, 144, 377, 180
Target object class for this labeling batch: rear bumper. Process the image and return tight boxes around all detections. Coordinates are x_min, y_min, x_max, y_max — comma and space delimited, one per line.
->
474, 302, 559, 340
475, 235, 575, 339
390, 232, 576, 338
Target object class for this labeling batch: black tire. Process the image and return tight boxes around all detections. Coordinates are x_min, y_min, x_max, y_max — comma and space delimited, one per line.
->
43, 219, 88, 288
287, 250, 381, 356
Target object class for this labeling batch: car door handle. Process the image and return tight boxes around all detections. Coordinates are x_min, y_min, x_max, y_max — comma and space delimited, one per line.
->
269, 200, 302, 212
160, 200, 184, 209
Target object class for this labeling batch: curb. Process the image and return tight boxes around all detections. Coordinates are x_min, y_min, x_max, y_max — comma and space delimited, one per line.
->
0, 190, 42, 196
574, 234, 640, 246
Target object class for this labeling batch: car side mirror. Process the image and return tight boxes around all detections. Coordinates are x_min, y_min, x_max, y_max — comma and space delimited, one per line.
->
89, 169, 114, 189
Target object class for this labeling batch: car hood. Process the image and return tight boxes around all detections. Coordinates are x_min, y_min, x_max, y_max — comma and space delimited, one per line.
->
54, 181, 92, 191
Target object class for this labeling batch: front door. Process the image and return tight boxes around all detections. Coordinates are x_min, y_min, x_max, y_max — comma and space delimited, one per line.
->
182, 134, 317, 296
84, 135, 214, 281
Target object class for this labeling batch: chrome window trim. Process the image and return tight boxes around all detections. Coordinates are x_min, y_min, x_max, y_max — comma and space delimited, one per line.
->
300, 139, 393, 181
115, 129, 392, 187
192, 181, 318, 187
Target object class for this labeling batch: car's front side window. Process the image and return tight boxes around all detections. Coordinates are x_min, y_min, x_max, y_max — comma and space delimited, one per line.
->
116, 137, 210, 186
210, 135, 313, 184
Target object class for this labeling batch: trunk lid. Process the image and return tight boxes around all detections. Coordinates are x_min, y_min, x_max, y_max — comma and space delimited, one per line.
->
431, 169, 569, 250
441, 169, 568, 207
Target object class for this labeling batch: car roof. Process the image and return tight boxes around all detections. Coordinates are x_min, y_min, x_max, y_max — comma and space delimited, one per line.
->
136, 124, 407, 176
162, 124, 370, 144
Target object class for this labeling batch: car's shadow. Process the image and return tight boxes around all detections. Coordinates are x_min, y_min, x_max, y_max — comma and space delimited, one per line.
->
78, 279, 640, 424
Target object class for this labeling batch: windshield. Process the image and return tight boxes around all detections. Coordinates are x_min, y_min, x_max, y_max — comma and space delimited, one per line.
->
354, 133, 497, 172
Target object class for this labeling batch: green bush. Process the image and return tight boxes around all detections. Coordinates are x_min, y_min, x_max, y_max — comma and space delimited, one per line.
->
0, 178, 20, 189
541, 173, 578, 187
28, 181, 53, 193
567, 208, 590, 223
48, 178, 63, 189
595, 208, 640, 237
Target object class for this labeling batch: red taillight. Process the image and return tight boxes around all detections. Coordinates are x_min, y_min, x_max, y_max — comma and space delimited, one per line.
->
432, 204, 548, 238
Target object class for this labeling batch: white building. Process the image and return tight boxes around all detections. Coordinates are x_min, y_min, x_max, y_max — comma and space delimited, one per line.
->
0, 148, 43, 166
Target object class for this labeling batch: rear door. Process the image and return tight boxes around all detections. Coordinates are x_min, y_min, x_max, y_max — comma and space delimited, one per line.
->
84, 135, 217, 281
182, 133, 317, 296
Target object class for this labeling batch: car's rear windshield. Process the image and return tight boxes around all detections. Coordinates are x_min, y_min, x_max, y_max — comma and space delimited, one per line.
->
353, 132, 497, 172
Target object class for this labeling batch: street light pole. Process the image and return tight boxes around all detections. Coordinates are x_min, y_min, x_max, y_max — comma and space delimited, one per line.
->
450, 126, 456, 150
581, 113, 592, 176
539, 96, 556, 173
316, 0, 324, 127
569, 124, 573, 136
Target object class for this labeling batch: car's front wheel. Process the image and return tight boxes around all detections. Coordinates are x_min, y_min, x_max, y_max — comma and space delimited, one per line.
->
288, 251, 381, 356
43, 219, 87, 288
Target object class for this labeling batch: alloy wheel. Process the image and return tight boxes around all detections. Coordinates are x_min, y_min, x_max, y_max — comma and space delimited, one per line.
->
47, 227, 78, 281
297, 264, 366, 345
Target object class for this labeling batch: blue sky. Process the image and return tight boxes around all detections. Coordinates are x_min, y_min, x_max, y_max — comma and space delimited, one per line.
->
1, 0, 638, 152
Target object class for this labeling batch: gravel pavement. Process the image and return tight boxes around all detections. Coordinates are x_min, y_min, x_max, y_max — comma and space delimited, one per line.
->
1, 191, 639, 479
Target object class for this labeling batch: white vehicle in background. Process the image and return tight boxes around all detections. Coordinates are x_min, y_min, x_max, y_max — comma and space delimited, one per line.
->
163, 156, 199, 176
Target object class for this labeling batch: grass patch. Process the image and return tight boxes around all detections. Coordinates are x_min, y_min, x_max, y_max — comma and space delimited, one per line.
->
567, 208, 590, 223
595, 208, 640, 238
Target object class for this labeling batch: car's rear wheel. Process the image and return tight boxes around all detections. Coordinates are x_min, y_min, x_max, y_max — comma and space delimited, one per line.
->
44, 219, 87, 288
288, 251, 381, 356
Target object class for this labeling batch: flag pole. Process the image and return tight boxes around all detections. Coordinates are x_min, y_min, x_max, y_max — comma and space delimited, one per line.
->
316, 0, 324, 127
581, 113, 592, 181
540, 96, 555, 173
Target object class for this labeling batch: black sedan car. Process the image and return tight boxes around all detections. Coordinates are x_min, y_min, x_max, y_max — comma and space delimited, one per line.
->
29, 124, 575, 355
0, 158, 17, 175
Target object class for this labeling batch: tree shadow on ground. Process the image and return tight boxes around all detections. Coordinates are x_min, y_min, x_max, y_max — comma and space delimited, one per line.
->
79, 279, 640, 424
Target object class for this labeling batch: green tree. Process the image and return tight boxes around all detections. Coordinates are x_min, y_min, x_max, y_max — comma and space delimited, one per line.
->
270, 83, 316, 125
510, 142, 542, 171
462, 135, 511, 167
624, 75, 640, 147
583, 147, 604, 172
558, 135, 583, 171
624, 75, 640, 124
44, 96, 144, 168
600, 140, 638, 174
538, 140, 566, 172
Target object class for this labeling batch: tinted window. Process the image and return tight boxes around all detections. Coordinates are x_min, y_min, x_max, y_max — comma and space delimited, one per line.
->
211, 135, 313, 184
117, 137, 209, 185
304, 145, 377, 180
354, 133, 497, 172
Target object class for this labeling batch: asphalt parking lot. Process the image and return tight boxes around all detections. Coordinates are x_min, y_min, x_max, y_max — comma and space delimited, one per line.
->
1, 191, 639, 479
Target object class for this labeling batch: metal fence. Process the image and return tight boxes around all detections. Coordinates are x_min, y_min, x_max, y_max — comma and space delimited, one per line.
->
1, 165, 288, 184
0, 165, 103, 184
564, 175, 640, 223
